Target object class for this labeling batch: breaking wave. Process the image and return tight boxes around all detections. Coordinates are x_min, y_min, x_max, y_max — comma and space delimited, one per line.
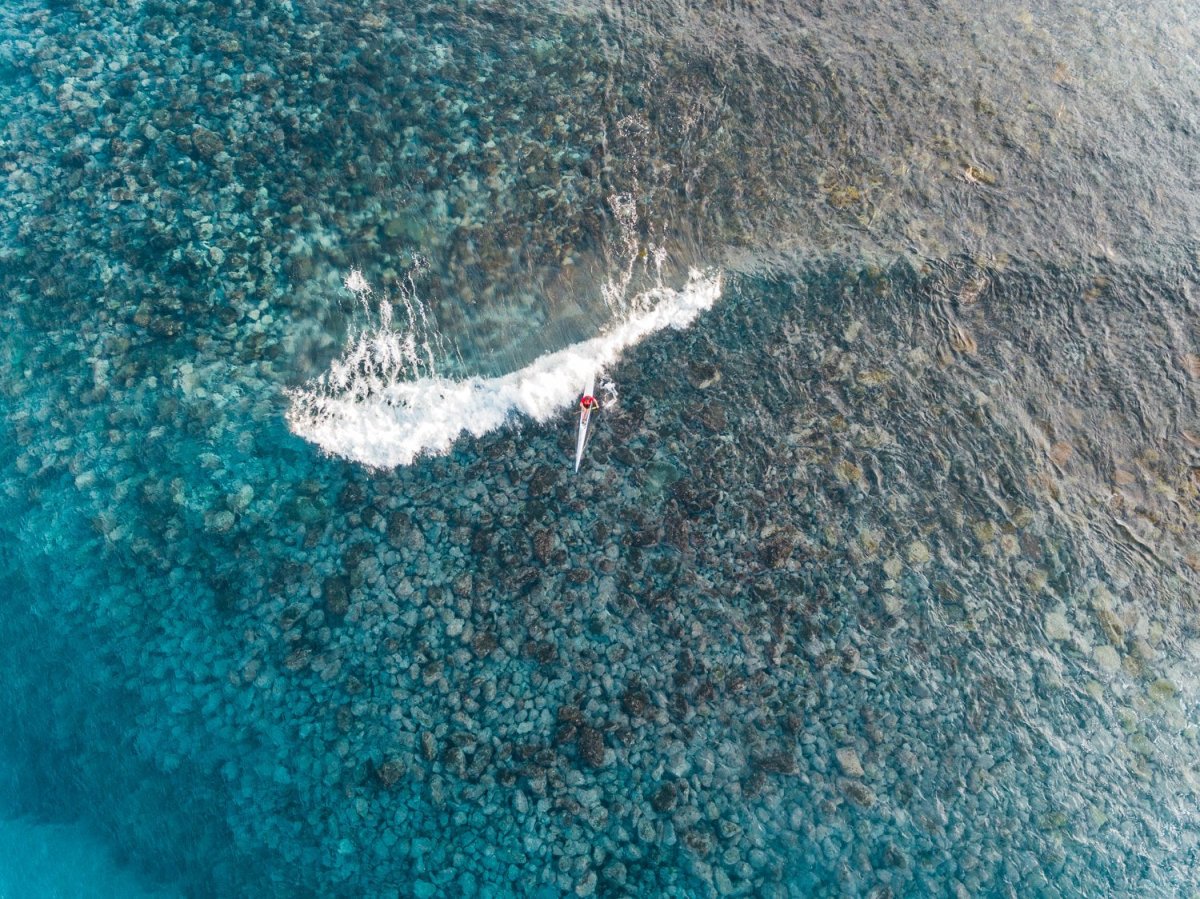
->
287, 266, 722, 468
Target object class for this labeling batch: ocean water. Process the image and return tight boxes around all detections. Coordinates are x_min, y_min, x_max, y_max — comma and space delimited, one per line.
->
1, 0, 1199, 897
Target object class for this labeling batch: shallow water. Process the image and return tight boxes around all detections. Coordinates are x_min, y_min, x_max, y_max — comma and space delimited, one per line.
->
1, 0, 1199, 897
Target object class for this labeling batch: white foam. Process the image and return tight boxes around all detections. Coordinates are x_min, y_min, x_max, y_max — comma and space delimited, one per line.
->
287, 269, 722, 468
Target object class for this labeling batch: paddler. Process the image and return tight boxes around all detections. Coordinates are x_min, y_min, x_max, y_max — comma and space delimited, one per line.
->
580, 393, 599, 412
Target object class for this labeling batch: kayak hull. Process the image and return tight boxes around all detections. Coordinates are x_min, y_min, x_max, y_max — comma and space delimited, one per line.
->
574, 410, 591, 471
574, 373, 596, 471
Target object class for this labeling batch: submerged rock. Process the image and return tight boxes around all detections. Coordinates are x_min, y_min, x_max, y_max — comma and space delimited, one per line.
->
527, 465, 559, 497
375, 758, 405, 789
687, 361, 722, 389
577, 726, 606, 769
620, 684, 650, 719
755, 750, 797, 775
759, 529, 797, 569
836, 747, 865, 778
1093, 645, 1121, 674
842, 779, 876, 807
531, 528, 554, 564
190, 125, 225, 159
204, 509, 235, 534
651, 781, 678, 813
1044, 610, 1071, 641
323, 576, 350, 618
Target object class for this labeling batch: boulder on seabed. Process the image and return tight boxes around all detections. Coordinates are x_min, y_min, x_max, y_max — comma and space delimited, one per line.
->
577, 726, 606, 769
836, 747, 865, 778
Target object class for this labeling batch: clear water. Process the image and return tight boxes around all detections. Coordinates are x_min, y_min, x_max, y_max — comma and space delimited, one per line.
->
1, 0, 1199, 897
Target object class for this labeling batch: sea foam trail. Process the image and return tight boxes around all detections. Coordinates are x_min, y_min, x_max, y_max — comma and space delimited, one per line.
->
287, 269, 722, 468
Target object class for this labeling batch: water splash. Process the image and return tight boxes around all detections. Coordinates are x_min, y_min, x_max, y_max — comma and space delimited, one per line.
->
321, 259, 451, 397
287, 247, 721, 469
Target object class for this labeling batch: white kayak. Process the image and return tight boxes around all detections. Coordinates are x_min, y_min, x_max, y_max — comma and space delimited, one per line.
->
574, 372, 596, 472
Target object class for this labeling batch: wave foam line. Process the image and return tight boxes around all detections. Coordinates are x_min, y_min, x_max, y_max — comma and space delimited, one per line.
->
287, 269, 722, 468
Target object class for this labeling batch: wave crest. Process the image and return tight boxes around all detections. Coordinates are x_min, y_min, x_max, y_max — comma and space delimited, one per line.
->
287, 269, 722, 468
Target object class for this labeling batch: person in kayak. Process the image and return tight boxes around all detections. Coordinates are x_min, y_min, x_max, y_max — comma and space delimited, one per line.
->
580, 394, 600, 412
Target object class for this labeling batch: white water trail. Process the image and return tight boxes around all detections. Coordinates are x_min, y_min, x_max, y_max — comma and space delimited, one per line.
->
286, 267, 722, 469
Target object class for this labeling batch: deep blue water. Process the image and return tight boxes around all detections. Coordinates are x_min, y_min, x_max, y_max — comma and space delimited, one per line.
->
2, 1, 1200, 897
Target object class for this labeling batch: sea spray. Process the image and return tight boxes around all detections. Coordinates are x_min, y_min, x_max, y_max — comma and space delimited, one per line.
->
286, 267, 721, 468
321, 259, 452, 394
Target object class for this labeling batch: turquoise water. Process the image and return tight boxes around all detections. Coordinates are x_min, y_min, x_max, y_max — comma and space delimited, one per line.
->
2, 1, 1200, 897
